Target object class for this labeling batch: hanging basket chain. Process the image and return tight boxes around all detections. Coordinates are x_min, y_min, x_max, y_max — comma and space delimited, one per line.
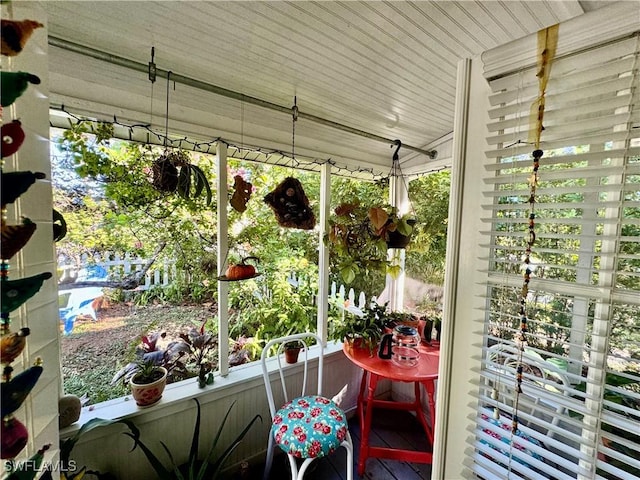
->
291, 96, 298, 170
389, 140, 417, 216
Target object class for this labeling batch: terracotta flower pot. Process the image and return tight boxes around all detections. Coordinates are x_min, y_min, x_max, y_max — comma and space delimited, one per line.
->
130, 367, 167, 407
284, 347, 301, 364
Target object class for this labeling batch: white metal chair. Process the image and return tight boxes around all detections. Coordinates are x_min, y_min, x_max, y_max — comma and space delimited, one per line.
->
260, 332, 353, 480
486, 343, 572, 439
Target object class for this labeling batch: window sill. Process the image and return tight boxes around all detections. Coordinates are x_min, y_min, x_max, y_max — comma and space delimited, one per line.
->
60, 340, 345, 439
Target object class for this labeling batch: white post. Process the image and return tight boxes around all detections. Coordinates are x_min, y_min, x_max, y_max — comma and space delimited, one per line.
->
387, 174, 409, 311
216, 142, 230, 376
317, 162, 331, 345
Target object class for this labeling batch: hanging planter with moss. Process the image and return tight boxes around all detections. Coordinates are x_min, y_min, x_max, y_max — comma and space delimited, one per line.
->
151, 150, 212, 205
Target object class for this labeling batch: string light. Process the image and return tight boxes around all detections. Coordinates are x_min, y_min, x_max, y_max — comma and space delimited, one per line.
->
51, 105, 389, 182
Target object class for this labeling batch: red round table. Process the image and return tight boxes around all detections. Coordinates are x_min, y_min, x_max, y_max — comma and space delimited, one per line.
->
342, 341, 440, 475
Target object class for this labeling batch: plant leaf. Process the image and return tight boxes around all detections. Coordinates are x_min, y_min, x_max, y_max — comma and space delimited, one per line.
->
177, 167, 191, 199
189, 398, 202, 469
340, 265, 356, 284
396, 218, 413, 236
121, 432, 173, 480
208, 413, 262, 479
368, 207, 389, 231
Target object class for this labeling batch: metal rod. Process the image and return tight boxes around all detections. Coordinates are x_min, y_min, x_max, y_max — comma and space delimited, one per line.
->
49, 36, 437, 159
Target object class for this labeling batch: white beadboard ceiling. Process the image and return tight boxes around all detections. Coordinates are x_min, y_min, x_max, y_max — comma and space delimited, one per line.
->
39, 1, 610, 177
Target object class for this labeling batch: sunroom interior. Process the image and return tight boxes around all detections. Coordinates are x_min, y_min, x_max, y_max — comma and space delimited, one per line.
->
2, 1, 639, 479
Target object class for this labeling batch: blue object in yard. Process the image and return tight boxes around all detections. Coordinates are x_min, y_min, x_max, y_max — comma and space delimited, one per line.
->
59, 286, 105, 335
59, 266, 108, 335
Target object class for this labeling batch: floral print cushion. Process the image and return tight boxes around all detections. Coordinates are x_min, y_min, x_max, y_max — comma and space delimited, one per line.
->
271, 395, 349, 459
480, 410, 544, 467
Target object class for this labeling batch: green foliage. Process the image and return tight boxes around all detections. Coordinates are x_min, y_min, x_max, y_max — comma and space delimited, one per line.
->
54, 417, 132, 480
325, 201, 389, 285
62, 364, 128, 404
132, 359, 166, 384
405, 171, 450, 284
228, 254, 318, 358
330, 301, 389, 349
122, 399, 261, 480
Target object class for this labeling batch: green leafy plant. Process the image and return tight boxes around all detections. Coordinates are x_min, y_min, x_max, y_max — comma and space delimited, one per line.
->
123, 399, 261, 480
326, 201, 415, 284
331, 301, 389, 350
178, 320, 216, 387
151, 150, 212, 205
132, 358, 166, 384
111, 332, 190, 386
284, 340, 303, 350
43, 417, 129, 480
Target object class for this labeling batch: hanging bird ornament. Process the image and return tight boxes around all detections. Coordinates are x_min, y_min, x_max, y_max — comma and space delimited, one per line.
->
1, 19, 43, 57
1, 360, 43, 417
1, 120, 26, 158
0, 71, 41, 107
1, 327, 30, 364
1, 272, 53, 314
1, 416, 29, 459
1, 218, 37, 260
1, 171, 46, 207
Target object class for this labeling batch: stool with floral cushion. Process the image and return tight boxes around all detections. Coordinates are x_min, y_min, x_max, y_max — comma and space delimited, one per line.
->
261, 333, 353, 480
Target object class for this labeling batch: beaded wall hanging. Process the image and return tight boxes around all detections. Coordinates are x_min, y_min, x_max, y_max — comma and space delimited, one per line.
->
508, 24, 558, 435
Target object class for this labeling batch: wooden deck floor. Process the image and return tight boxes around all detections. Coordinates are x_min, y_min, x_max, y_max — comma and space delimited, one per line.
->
261, 409, 433, 480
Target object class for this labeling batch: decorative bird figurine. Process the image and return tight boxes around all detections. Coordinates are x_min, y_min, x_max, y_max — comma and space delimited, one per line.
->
1, 19, 44, 56
0, 416, 29, 459
0, 272, 52, 314
1, 217, 37, 260
0, 71, 41, 107
1, 361, 43, 417
1, 120, 26, 158
5, 444, 51, 479
1, 171, 46, 207
1, 327, 30, 364
53, 209, 67, 242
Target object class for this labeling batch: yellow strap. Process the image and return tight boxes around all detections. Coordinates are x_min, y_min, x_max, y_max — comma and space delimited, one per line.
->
529, 24, 559, 148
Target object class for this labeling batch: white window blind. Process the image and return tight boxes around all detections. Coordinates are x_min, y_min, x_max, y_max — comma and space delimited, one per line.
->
472, 33, 640, 480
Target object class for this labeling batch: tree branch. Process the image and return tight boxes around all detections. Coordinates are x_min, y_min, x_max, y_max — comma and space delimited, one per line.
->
58, 242, 168, 291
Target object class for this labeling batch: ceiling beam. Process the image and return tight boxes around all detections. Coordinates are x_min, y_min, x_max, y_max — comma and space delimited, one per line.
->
48, 36, 437, 160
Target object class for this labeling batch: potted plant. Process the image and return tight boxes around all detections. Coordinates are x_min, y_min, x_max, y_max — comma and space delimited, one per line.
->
123, 398, 261, 480
368, 205, 416, 249
326, 201, 416, 284
332, 301, 389, 353
283, 340, 303, 364
151, 149, 212, 205
178, 320, 216, 387
111, 331, 190, 389
129, 359, 168, 407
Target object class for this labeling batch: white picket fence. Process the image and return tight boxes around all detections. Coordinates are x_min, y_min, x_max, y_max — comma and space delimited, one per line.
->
58, 255, 375, 312
287, 272, 377, 317
58, 252, 177, 291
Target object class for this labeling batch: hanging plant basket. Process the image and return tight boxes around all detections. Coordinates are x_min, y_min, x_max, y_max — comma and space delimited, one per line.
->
386, 218, 416, 249
151, 153, 180, 192
151, 150, 212, 205
263, 177, 316, 230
